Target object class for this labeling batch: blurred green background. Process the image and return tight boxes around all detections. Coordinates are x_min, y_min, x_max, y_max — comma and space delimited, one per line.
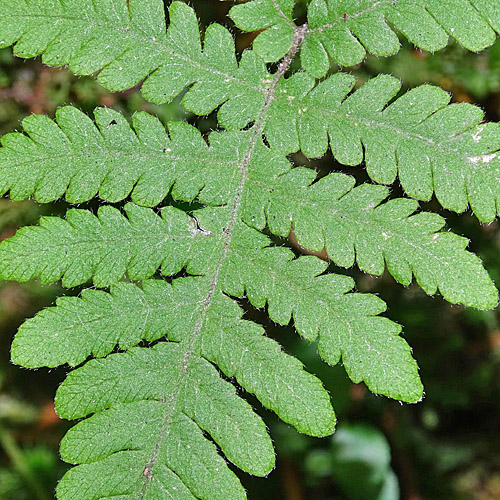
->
1, 2, 500, 499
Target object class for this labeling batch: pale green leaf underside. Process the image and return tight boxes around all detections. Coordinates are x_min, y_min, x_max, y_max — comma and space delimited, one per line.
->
231, 0, 500, 75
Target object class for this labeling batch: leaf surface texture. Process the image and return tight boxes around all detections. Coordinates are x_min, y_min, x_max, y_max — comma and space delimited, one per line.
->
0, 1, 498, 499
231, 0, 500, 76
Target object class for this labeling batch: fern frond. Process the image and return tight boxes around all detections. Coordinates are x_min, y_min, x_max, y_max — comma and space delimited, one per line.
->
231, 0, 500, 76
0, 1, 273, 122
223, 224, 423, 401
262, 73, 500, 222
12, 280, 178, 367
18, 288, 336, 498
7, 205, 423, 400
0, 106, 292, 206
6, 0, 497, 90
51, 292, 336, 437
1, 1, 499, 498
0, 203, 222, 287
1, 159, 496, 311
4, 88, 343, 496
0, 106, 240, 206
12, 247, 423, 401
3, 73, 499, 222
54, 344, 274, 499
262, 170, 499, 309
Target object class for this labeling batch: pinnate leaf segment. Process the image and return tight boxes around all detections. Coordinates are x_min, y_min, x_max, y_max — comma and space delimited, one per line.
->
0, 1, 499, 499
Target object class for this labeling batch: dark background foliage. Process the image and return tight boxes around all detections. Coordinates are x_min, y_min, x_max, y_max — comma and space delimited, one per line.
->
0, 1, 499, 499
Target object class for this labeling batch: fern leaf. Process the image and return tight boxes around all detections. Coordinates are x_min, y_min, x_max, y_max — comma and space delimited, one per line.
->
222, 224, 423, 401
3, 74, 498, 222
28, 293, 335, 498
2, 0, 499, 215
14, 275, 336, 496
54, 344, 271, 499
0, 106, 240, 206
0, 1, 272, 121
261, 170, 498, 309
0, 106, 293, 206
199, 305, 336, 437
228, 0, 296, 62
2, 167, 495, 307
10, 211, 422, 401
11, 280, 187, 367
0, 0, 167, 88
38, 279, 337, 438
0, 203, 222, 287
2, 1, 498, 497
262, 73, 500, 222
231, 0, 500, 76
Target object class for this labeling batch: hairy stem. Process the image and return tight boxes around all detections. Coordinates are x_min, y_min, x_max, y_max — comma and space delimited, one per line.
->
139, 22, 308, 496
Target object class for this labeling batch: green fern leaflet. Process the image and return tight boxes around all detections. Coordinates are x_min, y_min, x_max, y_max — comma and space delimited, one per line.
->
0, 1, 498, 499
